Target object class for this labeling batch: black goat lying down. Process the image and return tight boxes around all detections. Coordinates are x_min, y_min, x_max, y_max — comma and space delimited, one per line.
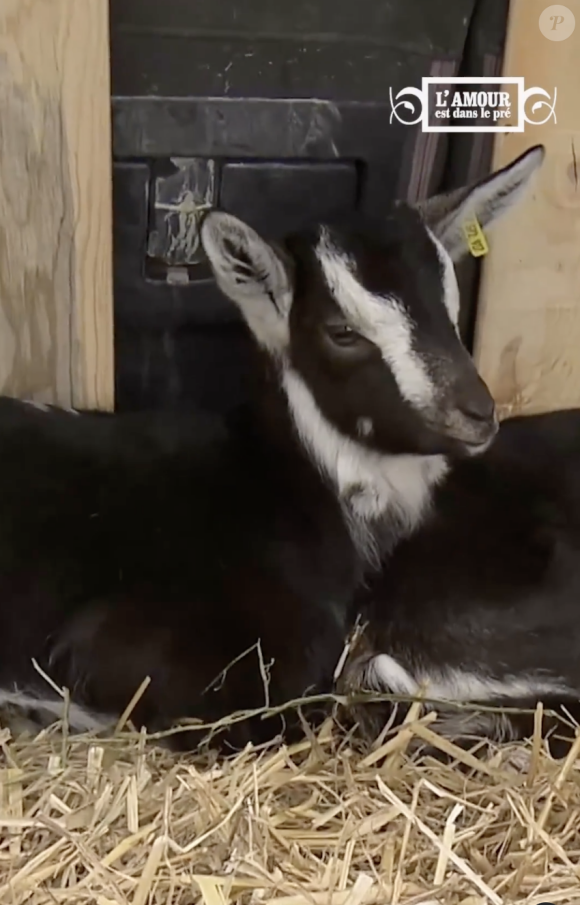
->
0, 145, 542, 752
350, 407, 580, 757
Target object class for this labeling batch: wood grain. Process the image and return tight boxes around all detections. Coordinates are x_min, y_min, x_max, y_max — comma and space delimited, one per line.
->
0, 0, 114, 410
474, 0, 580, 417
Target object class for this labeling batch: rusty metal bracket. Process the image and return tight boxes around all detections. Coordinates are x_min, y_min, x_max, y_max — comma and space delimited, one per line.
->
146, 158, 217, 277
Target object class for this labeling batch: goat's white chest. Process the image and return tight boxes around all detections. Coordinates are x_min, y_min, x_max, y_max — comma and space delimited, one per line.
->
339, 452, 447, 531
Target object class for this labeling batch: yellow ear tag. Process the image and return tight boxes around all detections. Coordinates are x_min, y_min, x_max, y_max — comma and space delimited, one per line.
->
462, 216, 489, 258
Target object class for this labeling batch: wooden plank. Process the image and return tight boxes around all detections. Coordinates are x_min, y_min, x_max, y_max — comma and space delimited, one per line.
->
474, 0, 580, 417
0, 0, 114, 411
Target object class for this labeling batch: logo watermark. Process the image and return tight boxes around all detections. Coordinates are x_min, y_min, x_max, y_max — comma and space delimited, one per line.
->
389, 77, 557, 133
539, 4, 575, 40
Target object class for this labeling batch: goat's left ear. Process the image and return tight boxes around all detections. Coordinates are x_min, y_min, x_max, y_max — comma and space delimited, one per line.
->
201, 211, 294, 353
415, 144, 545, 261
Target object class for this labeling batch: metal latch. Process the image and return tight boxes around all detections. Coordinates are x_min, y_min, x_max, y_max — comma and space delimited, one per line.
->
146, 158, 217, 282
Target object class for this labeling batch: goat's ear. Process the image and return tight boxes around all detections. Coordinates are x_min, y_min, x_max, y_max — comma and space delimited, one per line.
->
415, 144, 545, 261
201, 211, 293, 353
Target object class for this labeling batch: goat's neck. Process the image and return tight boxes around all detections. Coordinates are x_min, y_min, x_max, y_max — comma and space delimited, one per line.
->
282, 367, 448, 565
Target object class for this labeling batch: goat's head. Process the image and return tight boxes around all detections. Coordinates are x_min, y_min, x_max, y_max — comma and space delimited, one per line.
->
201, 145, 544, 461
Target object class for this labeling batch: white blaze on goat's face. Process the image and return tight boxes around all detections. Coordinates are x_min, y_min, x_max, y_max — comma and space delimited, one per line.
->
315, 227, 436, 412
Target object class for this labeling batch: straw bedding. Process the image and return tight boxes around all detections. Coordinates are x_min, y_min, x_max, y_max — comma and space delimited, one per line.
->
2, 696, 580, 905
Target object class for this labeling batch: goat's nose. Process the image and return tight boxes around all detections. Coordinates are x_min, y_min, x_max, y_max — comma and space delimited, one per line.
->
454, 376, 496, 424
456, 391, 496, 423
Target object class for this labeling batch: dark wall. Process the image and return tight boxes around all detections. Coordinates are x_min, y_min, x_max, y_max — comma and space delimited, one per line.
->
109, 0, 506, 415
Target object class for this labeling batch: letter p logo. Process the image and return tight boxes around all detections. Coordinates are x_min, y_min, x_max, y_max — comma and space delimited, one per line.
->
539, 5, 576, 40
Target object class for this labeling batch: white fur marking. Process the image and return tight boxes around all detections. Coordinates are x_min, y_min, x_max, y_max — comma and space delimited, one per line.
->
0, 687, 112, 733
427, 227, 461, 328
315, 229, 435, 410
283, 368, 447, 559
23, 400, 80, 416
367, 655, 573, 703
356, 417, 374, 439
367, 654, 418, 695
23, 400, 51, 412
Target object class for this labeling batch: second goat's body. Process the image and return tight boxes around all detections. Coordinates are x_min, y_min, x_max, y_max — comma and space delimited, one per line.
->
358, 408, 580, 752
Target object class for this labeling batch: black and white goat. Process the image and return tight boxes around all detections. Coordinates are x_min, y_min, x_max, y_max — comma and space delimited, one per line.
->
335, 150, 580, 755
0, 144, 542, 751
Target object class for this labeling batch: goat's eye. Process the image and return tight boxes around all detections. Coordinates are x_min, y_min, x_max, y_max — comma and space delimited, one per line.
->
324, 323, 360, 347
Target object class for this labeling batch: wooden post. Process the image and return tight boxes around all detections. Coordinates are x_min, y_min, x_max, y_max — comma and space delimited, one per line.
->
474, 0, 580, 417
0, 0, 114, 411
